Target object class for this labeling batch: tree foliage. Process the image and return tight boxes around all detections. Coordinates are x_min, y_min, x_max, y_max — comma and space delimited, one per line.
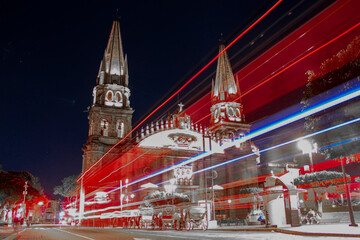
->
305, 35, 360, 86
239, 187, 263, 194
302, 35, 360, 160
53, 175, 78, 197
0, 171, 43, 210
293, 170, 349, 186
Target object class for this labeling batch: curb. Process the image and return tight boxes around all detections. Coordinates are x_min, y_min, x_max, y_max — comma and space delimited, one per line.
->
213, 227, 360, 238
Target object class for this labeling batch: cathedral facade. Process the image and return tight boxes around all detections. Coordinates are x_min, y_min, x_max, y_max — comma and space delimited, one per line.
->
75, 20, 262, 227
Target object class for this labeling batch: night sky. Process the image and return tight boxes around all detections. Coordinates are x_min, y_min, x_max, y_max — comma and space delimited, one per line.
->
0, 0, 333, 198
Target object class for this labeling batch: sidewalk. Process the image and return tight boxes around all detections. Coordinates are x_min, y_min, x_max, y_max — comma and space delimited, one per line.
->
215, 223, 360, 238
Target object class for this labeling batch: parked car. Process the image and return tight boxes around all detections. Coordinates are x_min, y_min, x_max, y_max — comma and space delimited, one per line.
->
246, 209, 265, 225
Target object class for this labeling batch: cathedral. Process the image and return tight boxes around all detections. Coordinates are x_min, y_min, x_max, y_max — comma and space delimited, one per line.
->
77, 18, 261, 226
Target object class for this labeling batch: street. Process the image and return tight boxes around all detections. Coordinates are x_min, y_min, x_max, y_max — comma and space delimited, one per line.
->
1, 226, 360, 240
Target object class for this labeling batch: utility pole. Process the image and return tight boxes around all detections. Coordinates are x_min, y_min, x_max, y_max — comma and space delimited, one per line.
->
120, 180, 123, 211
22, 181, 28, 226
203, 133, 213, 225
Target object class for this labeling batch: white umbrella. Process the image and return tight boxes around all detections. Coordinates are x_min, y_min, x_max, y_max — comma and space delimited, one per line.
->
140, 182, 159, 189
210, 185, 224, 190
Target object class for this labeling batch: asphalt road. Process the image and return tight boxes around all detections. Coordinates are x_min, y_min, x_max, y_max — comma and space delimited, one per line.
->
1, 226, 360, 240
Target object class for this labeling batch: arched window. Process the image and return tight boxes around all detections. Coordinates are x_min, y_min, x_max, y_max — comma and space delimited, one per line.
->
106, 90, 113, 101
115, 92, 122, 102
116, 120, 125, 138
114, 91, 123, 107
100, 119, 109, 136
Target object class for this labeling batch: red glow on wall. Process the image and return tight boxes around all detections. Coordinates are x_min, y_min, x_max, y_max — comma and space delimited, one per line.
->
78, 0, 284, 181
185, 0, 360, 125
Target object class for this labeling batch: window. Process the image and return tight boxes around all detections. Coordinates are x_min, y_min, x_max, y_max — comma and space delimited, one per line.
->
116, 120, 125, 138
106, 91, 113, 101
100, 119, 109, 136
115, 92, 122, 103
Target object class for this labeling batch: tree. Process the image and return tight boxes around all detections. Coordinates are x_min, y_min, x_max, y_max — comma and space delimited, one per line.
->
294, 170, 349, 212
302, 35, 360, 160
53, 175, 78, 198
0, 171, 44, 222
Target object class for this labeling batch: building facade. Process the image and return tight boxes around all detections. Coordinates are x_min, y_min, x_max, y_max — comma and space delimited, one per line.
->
72, 35, 262, 226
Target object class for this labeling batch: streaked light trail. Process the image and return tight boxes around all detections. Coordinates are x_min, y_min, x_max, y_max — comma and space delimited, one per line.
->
194, 22, 360, 125
117, 81, 360, 189
78, 0, 284, 181
86, 117, 360, 217
195, 116, 360, 175
238, 22, 360, 100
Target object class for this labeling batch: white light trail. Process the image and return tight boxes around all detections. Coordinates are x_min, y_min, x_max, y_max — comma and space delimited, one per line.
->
112, 82, 360, 190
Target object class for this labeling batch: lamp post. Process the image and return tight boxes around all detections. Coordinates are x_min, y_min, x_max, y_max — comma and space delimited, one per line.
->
203, 133, 213, 224
120, 180, 123, 211
227, 200, 232, 225
165, 179, 177, 205
22, 181, 28, 226
120, 179, 129, 211
341, 158, 358, 227
210, 185, 224, 222
297, 140, 315, 172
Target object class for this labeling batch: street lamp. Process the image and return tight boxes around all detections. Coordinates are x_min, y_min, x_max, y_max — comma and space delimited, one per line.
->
341, 158, 358, 227
298, 139, 315, 172
227, 200, 232, 222
164, 179, 177, 205
22, 181, 28, 226
208, 185, 223, 221
120, 178, 129, 211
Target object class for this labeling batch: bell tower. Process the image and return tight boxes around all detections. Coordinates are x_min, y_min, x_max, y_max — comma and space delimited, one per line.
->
209, 44, 250, 141
82, 19, 134, 172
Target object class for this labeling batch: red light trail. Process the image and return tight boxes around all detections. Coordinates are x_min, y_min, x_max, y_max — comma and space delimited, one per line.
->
193, 22, 360, 125
239, 23, 360, 100
78, 0, 284, 181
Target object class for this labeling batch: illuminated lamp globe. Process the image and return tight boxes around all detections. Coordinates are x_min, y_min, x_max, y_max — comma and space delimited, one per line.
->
37, 201, 44, 206
297, 139, 312, 154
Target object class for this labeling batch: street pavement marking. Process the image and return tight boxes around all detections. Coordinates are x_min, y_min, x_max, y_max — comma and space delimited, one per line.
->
4, 228, 26, 240
121, 229, 198, 240
55, 228, 95, 240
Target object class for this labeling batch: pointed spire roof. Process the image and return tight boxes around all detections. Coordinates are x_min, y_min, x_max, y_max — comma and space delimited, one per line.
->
96, 19, 128, 86
212, 44, 239, 103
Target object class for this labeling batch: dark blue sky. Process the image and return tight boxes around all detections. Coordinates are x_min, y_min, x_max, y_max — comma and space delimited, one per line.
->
0, 0, 331, 198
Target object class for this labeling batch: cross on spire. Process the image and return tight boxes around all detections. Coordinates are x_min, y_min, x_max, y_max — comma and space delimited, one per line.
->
178, 102, 184, 113
219, 32, 225, 44
114, 9, 121, 21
